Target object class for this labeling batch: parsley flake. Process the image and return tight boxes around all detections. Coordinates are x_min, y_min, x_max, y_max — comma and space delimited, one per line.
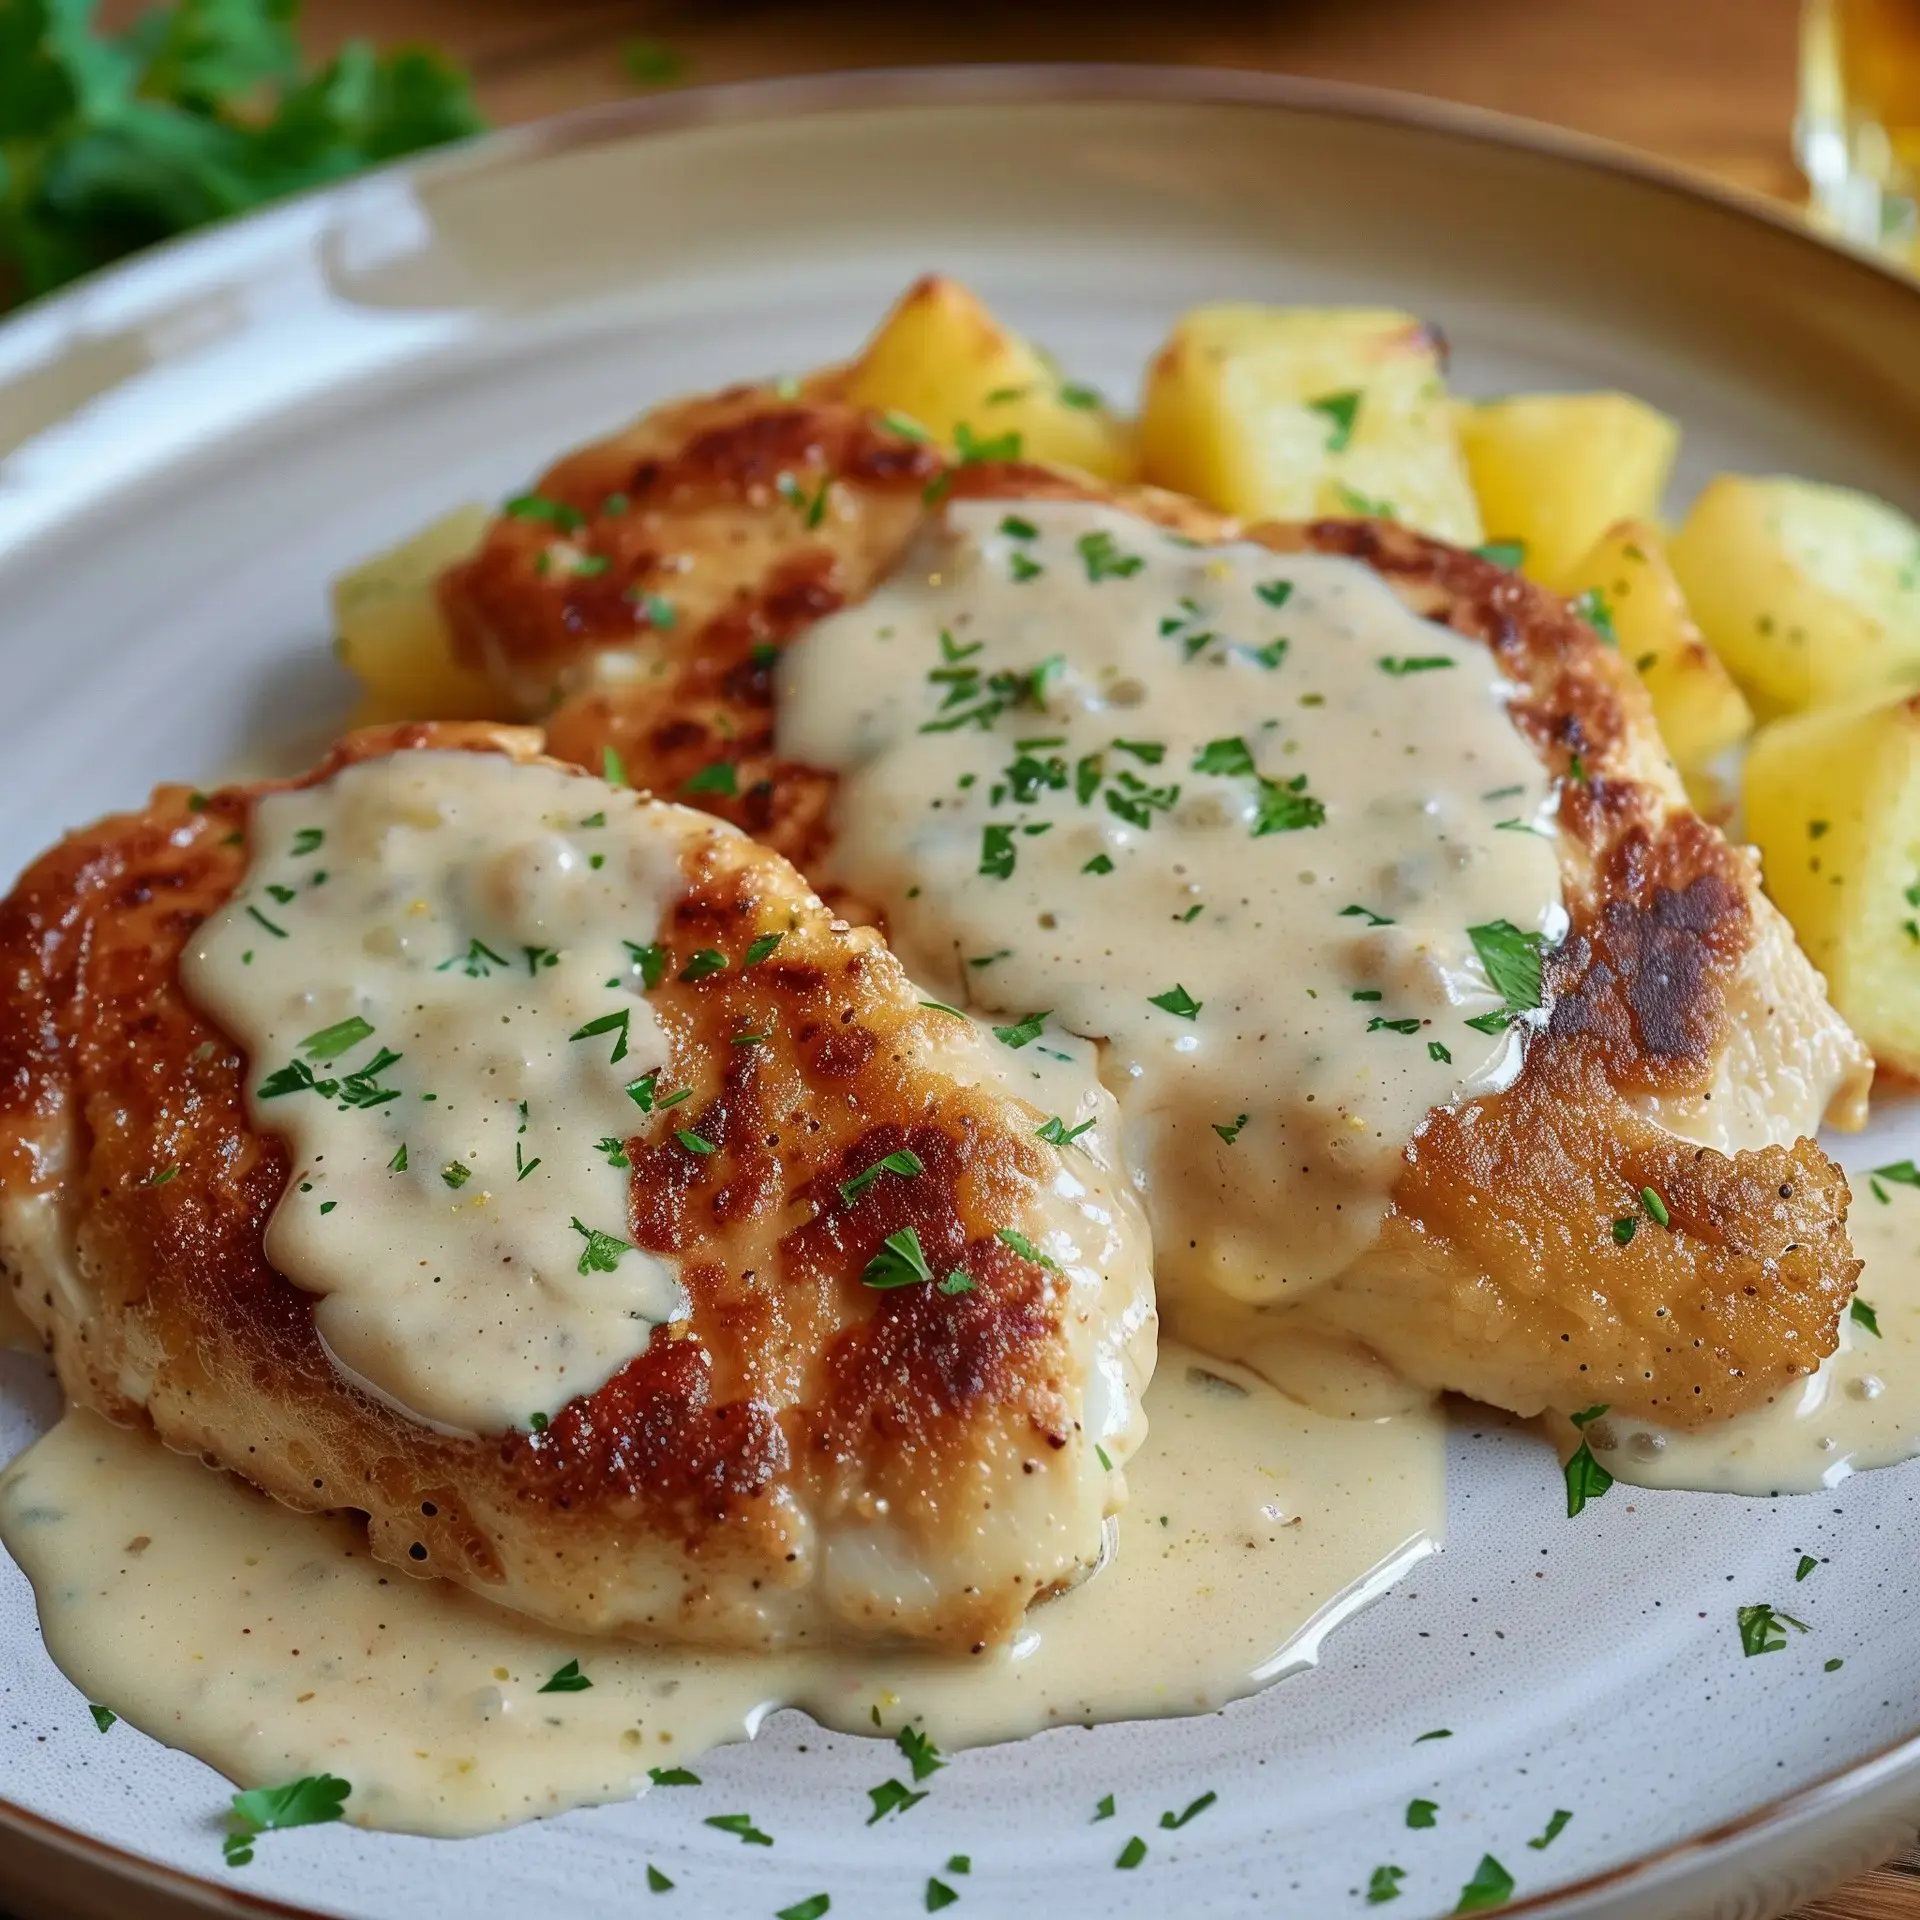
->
570, 1008, 631, 1063
1527, 1809, 1573, 1851
569, 1218, 630, 1273
1115, 1836, 1148, 1870
1160, 1791, 1216, 1830
705, 1813, 773, 1846
995, 1227, 1060, 1271
682, 760, 738, 797
1407, 1799, 1438, 1829
992, 1011, 1049, 1049
1149, 984, 1202, 1019
1036, 1115, 1096, 1148
867, 1779, 928, 1824
840, 1148, 926, 1204
1738, 1602, 1810, 1656
223, 1775, 350, 1868
1306, 387, 1362, 449
538, 1660, 591, 1693
1853, 1298, 1882, 1337
1367, 1865, 1407, 1904
1453, 1854, 1516, 1912
863, 1227, 933, 1289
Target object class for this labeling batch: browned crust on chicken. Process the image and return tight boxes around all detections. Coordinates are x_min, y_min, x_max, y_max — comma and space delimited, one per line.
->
0, 722, 1113, 1649
444, 389, 1864, 1428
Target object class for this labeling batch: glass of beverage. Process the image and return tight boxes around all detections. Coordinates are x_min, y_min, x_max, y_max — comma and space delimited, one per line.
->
1799, 0, 1920, 261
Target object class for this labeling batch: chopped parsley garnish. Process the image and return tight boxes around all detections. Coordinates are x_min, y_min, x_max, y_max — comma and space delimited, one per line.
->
1191, 735, 1256, 777
623, 941, 669, 989
1160, 1791, 1216, 1830
1341, 903, 1395, 926
603, 746, 628, 787
1059, 381, 1103, 410
1333, 482, 1395, 518
1639, 1186, 1671, 1228
937, 1270, 976, 1296
1564, 1403, 1613, 1517
264, 882, 297, 904
86, 1702, 117, 1732
290, 828, 324, 855
223, 1774, 350, 1868
1738, 1602, 1810, 1656
1368, 1016, 1423, 1035
646, 1865, 674, 1894
1009, 551, 1044, 582
866, 1779, 928, 1823
1429, 1041, 1452, 1063
625, 1071, 691, 1113
1852, 1298, 1882, 1337
1870, 1157, 1920, 1203
706, 1812, 774, 1846
1112, 738, 1166, 765
1475, 539, 1526, 569
954, 421, 1022, 464
506, 493, 583, 530
1406, 1798, 1438, 1828
142, 1165, 179, 1188
528, 1411, 549, 1431
863, 1227, 933, 1289
1077, 529, 1145, 581
1415, 1729, 1452, 1742
538, 1660, 592, 1693
246, 905, 287, 938
777, 470, 834, 528
1105, 771, 1182, 828
1570, 586, 1617, 644
1527, 1809, 1573, 1851
1379, 655, 1455, 676
648, 1765, 701, 1786
675, 1129, 716, 1156
776, 1899, 829, 1920
995, 1227, 1060, 1271
682, 760, 738, 797
1306, 387, 1362, 450
570, 1218, 631, 1273
882, 411, 932, 442
1467, 919, 1545, 1022
437, 938, 509, 979
440, 1161, 471, 1190
1115, 1836, 1148, 1870
920, 1000, 966, 1019
1612, 1216, 1637, 1245
1213, 1114, 1249, 1144
678, 949, 727, 983
1453, 1854, 1516, 1912
570, 1009, 631, 1063
595, 1136, 631, 1167
897, 1724, 946, 1780
1253, 775, 1325, 835
1256, 580, 1294, 608
742, 931, 785, 969
980, 824, 1018, 879
1083, 852, 1115, 875
840, 1148, 926, 1204
992, 1011, 1049, 1049
1148, 983, 1201, 1019
926, 1879, 959, 1912
1036, 1115, 1096, 1148
1796, 1554, 1819, 1581
1366, 1865, 1407, 1904
1001, 514, 1039, 539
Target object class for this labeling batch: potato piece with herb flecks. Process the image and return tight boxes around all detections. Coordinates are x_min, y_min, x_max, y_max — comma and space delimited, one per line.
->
333, 505, 510, 722
1456, 393, 1677, 588
1746, 694, 1920, 1076
1137, 305, 1482, 543
841, 275, 1137, 483
1557, 520, 1753, 776
1668, 476, 1920, 717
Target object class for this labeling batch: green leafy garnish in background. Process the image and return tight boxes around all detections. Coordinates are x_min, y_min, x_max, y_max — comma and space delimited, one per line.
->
0, 0, 484, 307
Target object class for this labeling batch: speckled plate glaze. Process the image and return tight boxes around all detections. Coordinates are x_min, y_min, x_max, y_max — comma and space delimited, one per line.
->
5, 66, 1920, 1920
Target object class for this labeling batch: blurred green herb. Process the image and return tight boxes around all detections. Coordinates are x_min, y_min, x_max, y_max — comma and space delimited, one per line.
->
0, 0, 484, 307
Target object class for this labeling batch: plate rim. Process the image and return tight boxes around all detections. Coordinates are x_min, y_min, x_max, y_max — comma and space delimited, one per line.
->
5, 59, 1920, 1920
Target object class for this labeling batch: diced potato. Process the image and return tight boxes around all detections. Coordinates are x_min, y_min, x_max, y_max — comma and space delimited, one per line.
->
841, 275, 1137, 482
1456, 393, 1678, 588
1667, 476, 1920, 717
1556, 520, 1753, 772
332, 505, 511, 723
1137, 305, 1482, 543
1745, 693, 1920, 1075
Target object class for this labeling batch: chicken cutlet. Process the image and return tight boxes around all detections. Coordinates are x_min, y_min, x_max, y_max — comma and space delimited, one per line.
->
0, 722, 1155, 1652
436, 384, 1871, 1431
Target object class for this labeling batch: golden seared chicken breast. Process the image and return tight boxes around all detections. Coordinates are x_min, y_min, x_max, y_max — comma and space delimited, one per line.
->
0, 724, 1154, 1653
433, 385, 1872, 1434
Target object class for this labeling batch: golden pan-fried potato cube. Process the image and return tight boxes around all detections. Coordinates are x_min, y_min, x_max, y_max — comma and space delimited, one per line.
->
332, 504, 510, 723
1668, 475, 1920, 717
1136, 305, 1482, 544
1746, 693, 1920, 1076
841, 275, 1137, 482
1556, 520, 1753, 774
1456, 393, 1677, 588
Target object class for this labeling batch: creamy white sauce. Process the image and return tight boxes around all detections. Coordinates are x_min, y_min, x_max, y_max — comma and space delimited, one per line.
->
1583, 1184, 1920, 1494
778, 500, 1564, 1329
0, 1348, 1441, 1837
181, 753, 695, 1435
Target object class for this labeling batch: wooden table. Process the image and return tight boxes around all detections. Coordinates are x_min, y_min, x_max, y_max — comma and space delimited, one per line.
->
287, 3, 1913, 1913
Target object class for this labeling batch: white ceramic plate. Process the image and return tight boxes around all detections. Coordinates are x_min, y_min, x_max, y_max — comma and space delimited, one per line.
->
5, 66, 1920, 1920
